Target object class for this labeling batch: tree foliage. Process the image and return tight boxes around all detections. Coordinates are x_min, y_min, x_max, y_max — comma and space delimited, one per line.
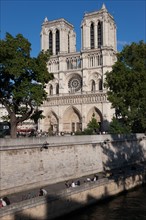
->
30, 109, 45, 125
105, 41, 146, 133
109, 117, 130, 134
86, 113, 100, 133
76, 113, 100, 135
0, 33, 53, 138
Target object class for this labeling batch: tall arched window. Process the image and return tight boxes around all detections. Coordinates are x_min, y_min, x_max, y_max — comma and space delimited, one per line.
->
90, 22, 94, 49
91, 80, 96, 92
68, 34, 70, 53
98, 54, 103, 66
98, 55, 100, 66
49, 85, 53, 95
99, 79, 102, 91
98, 21, 103, 48
56, 29, 60, 54
67, 59, 70, 69
90, 57, 94, 67
49, 31, 53, 55
100, 55, 103, 65
56, 84, 59, 95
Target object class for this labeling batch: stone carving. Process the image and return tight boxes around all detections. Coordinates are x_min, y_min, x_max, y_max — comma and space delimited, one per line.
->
68, 74, 82, 92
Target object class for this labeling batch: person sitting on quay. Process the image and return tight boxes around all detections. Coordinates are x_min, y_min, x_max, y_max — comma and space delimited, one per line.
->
92, 175, 98, 182
65, 180, 81, 188
86, 177, 92, 182
71, 181, 76, 188
65, 181, 71, 188
0, 198, 6, 208
0, 197, 10, 208
75, 180, 81, 186
84, 174, 99, 183
39, 188, 48, 196
86, 177, 93, 182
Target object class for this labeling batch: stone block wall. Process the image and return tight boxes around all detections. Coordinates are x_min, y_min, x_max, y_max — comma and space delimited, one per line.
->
0, 172, 145, 220
0, 134, 146, 196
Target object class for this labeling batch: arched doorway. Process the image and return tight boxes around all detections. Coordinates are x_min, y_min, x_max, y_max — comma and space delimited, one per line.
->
63, 106, 82, 133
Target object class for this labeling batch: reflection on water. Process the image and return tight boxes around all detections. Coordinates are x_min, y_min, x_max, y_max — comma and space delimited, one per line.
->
60, 186, 146, 220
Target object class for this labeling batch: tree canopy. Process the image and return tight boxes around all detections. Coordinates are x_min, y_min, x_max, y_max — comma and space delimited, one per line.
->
0, 33, 53, 138
74, 113, 100, 135
105, 41, 146, 133
86, 113, 100, 133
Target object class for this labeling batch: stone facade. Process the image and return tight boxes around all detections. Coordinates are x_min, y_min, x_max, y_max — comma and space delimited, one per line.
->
39, 4, 117, 134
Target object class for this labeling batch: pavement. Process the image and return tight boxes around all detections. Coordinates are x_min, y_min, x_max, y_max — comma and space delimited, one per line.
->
1, 161, 146, 206
1, 172, 105, 204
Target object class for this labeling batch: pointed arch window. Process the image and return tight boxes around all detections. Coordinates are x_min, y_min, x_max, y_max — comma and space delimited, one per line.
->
90, 57, 94, 67
98, 55, 100, 66
49, 31, 53, 55
91, 80, 96, 92
100, 55, 103, 65
98, 54, 103, 66
56, 29, 60, 54
90, 22, 94, 49
98, 21, 103, 48
67, 59, 70, 69
49, 85, 53, 95
68, 34, 70, 53
99, 79, 103, 91
56, 84, 59, 95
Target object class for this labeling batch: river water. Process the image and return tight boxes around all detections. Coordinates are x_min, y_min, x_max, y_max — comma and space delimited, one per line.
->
60, 185, 146, 220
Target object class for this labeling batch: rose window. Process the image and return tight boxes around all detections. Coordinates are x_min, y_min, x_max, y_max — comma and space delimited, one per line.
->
68, 74, 82, 92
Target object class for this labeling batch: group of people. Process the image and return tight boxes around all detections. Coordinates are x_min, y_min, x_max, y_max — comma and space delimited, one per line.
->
65, 180, 81, 188
0, 175, 100, 209
0, 197, 10, 208
65, 174, 99, 188
85, 174, 99, 182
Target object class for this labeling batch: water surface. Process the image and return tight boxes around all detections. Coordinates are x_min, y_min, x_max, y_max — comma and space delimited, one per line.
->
60, 186, 146, 220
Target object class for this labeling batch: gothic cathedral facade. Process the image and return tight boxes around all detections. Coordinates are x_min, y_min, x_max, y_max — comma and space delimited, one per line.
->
39, 4, 117, 134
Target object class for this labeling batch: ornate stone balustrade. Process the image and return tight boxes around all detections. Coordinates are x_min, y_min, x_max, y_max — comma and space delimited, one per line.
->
44, 92, 108, 106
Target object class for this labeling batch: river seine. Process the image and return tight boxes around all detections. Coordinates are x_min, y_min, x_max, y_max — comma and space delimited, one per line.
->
60, 185, 146, 220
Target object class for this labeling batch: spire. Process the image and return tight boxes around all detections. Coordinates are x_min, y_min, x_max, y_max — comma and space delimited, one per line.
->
44, 17, 48, 22
101, 3, 107, 11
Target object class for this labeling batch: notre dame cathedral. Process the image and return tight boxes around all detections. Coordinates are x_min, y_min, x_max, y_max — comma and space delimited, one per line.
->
39, 3, 117, 134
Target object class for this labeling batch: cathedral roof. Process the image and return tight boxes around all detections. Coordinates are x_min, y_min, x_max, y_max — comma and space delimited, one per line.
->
42, 18, 74, 29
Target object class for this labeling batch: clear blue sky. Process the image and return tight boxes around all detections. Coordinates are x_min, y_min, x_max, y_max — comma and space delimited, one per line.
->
1, 0, 146, 57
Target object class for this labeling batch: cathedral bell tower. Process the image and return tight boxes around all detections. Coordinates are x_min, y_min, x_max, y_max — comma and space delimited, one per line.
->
41, 18, 76, 55
81, 3, 117, 51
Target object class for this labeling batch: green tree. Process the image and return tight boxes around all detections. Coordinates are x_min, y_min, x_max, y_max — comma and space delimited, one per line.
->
0, 33, 53, 138
105, 41, 146, 133
84, 113, 100, 135
30, 109, 45, 130
109, 117, 130, 134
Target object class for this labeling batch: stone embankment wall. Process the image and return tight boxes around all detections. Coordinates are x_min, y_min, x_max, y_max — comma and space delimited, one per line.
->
0, 134, 146, 196
0, 171, 145, 220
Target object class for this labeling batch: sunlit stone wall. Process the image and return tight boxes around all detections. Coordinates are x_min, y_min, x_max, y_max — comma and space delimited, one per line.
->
0, 134, 146, 196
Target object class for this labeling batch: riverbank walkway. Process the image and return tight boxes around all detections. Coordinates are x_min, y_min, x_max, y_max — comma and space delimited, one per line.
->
1, 161, 146, 207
